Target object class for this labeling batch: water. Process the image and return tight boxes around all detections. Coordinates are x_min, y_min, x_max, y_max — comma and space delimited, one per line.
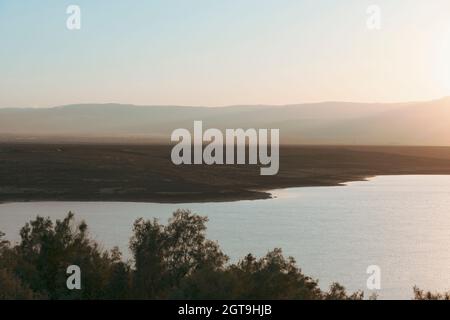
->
1, 175, 450, 299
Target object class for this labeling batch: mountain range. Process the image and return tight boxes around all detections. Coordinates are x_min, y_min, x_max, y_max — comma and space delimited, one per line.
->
1, 97, 450, 145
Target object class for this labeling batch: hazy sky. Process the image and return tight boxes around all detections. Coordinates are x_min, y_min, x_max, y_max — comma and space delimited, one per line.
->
1, 0, 450, 108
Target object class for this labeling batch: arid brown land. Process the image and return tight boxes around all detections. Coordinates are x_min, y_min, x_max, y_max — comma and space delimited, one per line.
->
2, 144, 450, 203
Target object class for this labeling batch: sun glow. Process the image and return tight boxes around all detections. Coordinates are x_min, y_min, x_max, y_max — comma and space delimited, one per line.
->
432, 24, 450, 94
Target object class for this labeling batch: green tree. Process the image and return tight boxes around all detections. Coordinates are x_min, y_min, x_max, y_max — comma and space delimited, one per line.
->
413, 286, 450, 300
130, 209, 228, 298
324, 283, 364, 300
8, 213, 130, 299
0, 231, 38, 299
0, 210, 365, 300
0, 231, 8, 249
0, 268, 37, 300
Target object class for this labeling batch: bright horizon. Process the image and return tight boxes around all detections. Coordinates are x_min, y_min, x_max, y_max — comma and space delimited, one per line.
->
2, 0, 450, 108
2, 96, 450, 110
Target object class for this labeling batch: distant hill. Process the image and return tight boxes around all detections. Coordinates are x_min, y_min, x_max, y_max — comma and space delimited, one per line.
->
1, 97, 450, 145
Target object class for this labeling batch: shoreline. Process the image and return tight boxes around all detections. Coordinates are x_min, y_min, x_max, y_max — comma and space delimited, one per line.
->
4, 173, 450, 205
2, 144, 450, 204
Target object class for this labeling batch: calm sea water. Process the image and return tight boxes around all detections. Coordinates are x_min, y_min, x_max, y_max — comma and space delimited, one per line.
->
1, 175, 450, 299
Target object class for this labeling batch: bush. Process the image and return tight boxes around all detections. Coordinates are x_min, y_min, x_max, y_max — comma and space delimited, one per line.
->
413, 286, 450, 300
0, 209, 363, 300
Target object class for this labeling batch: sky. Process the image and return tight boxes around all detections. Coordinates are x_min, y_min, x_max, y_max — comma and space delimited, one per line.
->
1, 0, 450, 108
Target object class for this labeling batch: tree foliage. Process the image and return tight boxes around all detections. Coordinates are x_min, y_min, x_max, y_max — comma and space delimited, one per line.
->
413, 286, 450, 300
0, 209, 363, 300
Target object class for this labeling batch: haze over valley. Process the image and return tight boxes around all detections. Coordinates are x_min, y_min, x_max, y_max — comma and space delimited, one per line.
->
2, 97, 450, 145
